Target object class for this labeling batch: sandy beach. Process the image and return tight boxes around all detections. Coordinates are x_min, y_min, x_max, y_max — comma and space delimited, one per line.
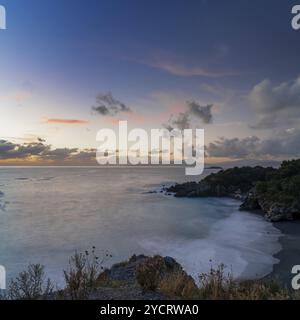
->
268, 221, 300, 288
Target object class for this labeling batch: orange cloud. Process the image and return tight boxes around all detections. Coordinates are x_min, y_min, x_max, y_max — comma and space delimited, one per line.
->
46, 118, 89, 125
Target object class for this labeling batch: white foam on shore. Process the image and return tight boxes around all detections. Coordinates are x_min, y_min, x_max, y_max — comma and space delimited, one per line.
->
140, 210, 282, 282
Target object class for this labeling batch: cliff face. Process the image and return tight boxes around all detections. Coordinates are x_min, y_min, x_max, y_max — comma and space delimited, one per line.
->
240, 188, 299, 222
166, 160, 300, 222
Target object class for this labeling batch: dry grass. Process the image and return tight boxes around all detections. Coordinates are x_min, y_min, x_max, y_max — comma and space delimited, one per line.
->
196, 264, 297, 300
136, 256, 169, 291
158, 272, 199, 299
96, 271, 126, 288
151, 263, 300, 300
197, 264, 235, 299
63, 247, 111, 300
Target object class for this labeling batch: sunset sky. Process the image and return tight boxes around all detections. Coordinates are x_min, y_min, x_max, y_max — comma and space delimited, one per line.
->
1, 0, 300, 165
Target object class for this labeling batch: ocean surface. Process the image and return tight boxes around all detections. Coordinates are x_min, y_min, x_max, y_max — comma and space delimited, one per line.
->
0, 167, 281, 286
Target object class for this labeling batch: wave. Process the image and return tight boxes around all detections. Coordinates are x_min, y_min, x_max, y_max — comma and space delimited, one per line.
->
140, 209, 281, 282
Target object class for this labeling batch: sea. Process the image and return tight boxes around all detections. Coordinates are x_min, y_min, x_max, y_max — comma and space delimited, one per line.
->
0, 166, 281, 286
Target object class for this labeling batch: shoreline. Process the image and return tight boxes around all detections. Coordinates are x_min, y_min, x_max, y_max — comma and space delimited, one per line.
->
160, 186, 292, 284
218, 198, 300, 288
167, 191, 298, 287
267, 220, 300, 288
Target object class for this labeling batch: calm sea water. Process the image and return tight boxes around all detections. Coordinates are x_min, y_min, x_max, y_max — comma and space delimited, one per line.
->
0, 167, 281, 286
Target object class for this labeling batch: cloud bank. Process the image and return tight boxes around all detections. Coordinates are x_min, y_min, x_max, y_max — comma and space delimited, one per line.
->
0, 140, 96, 164
207, 128, 300, 159
2, 127, 300, 164
250, 76, 300, 129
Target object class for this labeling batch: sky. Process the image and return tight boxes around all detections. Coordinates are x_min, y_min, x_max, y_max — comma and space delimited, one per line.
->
1, 0, 300, 165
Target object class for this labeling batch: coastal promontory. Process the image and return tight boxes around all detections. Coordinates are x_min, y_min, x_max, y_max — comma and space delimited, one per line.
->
166, 159, 300, 222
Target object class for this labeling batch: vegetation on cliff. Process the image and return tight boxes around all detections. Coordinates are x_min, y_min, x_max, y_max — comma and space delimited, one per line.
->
242, 160, 300, 221
167, 159, 300, 222
167, 166, 275, 197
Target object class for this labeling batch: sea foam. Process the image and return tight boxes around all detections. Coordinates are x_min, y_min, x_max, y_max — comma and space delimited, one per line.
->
140, 204, 282, 281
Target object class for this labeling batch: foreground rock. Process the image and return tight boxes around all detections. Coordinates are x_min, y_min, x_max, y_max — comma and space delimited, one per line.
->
87, 255, 197, 300
166, 160, 300, 222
